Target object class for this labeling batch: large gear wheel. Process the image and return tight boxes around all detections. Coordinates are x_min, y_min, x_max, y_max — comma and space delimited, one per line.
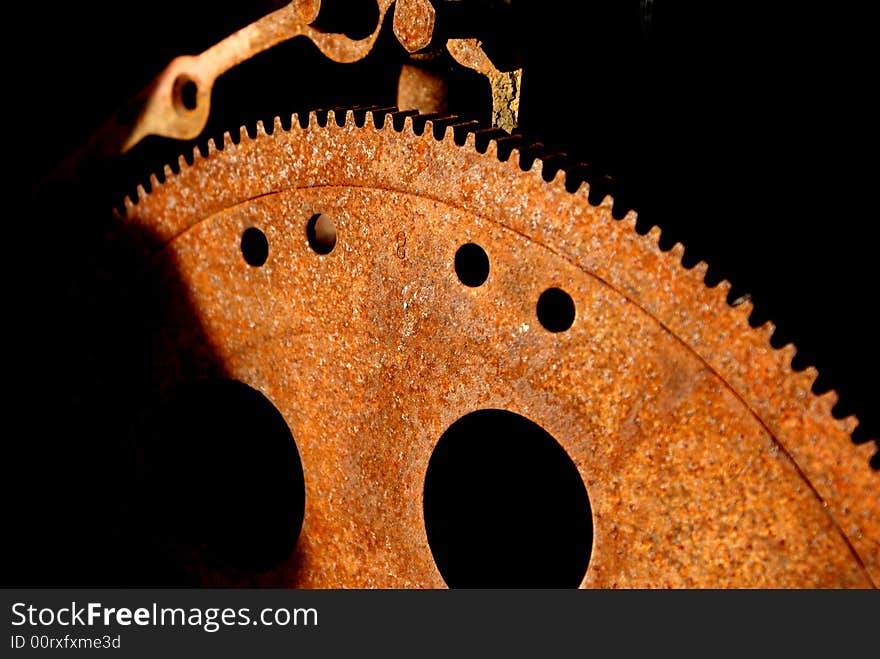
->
121, 108, 878, 588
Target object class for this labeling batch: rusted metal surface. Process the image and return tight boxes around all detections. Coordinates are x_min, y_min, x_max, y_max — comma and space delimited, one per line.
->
397, 61, 450, 115
447, 38, 521, 132
393, 0, 436, 53
122, 110, 879, 588
119, 0, 395, 150
48, 0, 518, 187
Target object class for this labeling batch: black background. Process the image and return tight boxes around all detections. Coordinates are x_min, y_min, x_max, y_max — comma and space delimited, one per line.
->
8, 1, 878, 586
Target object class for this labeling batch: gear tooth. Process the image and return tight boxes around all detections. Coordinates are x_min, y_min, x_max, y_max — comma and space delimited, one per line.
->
837, 413, 859, 435
691, 260, 709, 279
621, 209, 638, 227
647, 225, 662, 244
255, 119, 267, 136
611, 198, 631, 220
348, 107, 368, 127
817, 389, 840, 414
755, 320, 779, 348
574, 180, 592, 203
714, 276, 730, 293
390, 109, 419, 131
424, 118, 445, 139
239, 125, 249, 141
449, 120, 480, 146
778, 341, 798, 366
149, 172, 161, 189
163, 164, 174, 180
802, 365, 820, 390
504, 146, 521, 165
544, 164, 567, 186
135, 183, 148, 202
482, 139, 499, 158
760, 319, 777, 337
670, 242, 686, 260
735, 297, 754, 320
434, 123, 451, 140
123, 194, 137, 214
272, 116, 284, 133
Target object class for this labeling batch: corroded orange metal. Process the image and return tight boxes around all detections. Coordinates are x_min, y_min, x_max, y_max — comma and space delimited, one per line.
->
54, 0, 514, 184
122, 110, 879, 588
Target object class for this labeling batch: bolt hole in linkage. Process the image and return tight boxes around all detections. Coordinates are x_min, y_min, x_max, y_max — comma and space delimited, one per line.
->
455, 242, 490, 287
172, 75, 199, 113
307, 213, 338, 254
241, 227, 269, 267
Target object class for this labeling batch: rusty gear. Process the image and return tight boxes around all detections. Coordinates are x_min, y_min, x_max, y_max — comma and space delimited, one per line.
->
121, 108, 879, 588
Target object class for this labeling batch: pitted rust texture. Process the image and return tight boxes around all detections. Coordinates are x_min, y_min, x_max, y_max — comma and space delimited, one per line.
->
446, 38, 521, 132
119, 0, 395, 149
89, 1, 518, 154
60, 0, 519, 185
122, 110, 879, 588
393, 0, 436, 53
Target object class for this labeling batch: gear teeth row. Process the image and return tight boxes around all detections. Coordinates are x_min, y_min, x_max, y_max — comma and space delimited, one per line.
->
638, 213, 874, 464
118, 106, 878, 468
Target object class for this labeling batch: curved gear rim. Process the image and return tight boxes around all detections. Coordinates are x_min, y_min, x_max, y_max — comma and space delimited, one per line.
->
119, 107, 879, 586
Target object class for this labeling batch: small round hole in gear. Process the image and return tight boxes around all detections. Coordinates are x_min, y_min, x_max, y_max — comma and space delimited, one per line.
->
307, 213, 337, 255
241, 227, 269, 267
454, 243, 490, 287
537, 287, 576, 332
